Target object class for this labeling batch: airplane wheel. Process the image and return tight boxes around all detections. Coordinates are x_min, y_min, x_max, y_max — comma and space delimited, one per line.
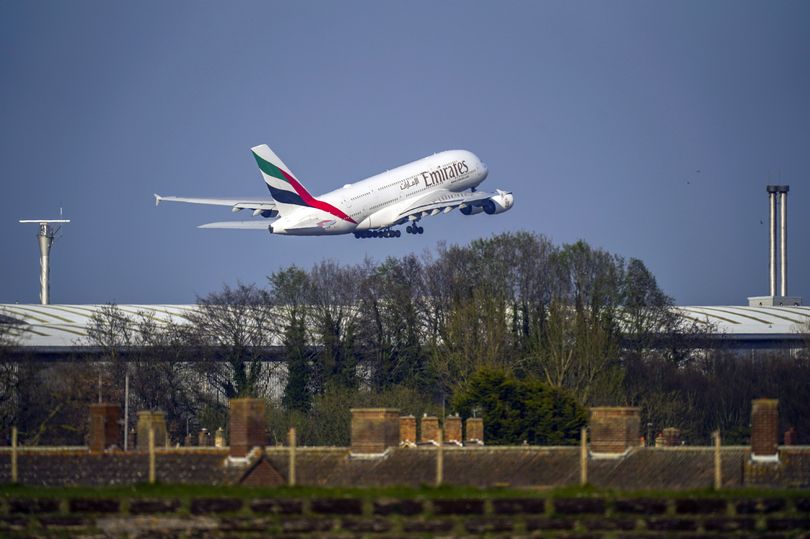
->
395, 230, 401, 237
406, 226, 412, 234
418, 227, 424, 234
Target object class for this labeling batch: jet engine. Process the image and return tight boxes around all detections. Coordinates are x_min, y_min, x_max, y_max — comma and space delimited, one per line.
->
251, 208, 279, 218
460, 205, 484, 216
482, 190, 514, 215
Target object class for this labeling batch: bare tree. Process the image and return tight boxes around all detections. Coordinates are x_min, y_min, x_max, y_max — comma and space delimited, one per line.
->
87, 303, 134, 404
187, 283, 276, 399
306, 261, 363, 392
0, 308, 24, 440
525, 242, 625, 405
128, 313, 200, 441
357, 256, 429, 390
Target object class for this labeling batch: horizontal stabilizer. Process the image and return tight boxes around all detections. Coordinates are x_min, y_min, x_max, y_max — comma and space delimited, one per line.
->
198, 221, 272, 230
154, 194, 276, 211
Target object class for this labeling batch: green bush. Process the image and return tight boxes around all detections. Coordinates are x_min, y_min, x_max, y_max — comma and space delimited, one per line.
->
453, 367, 587, 445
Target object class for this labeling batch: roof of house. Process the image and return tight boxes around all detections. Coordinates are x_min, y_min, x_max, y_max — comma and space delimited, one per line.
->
0, 445, 765, 489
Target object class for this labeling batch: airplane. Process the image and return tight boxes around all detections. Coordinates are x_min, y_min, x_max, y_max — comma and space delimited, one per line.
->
155, 145, 513, 238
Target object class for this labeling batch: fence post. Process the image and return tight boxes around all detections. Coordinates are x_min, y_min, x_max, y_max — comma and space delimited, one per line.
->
580, 427, 588, 486
713, 430, 722, 490
288, 427, 296, 487
11, 427, 18, 484
436, 429, 444, 487
148, 427, 156, 485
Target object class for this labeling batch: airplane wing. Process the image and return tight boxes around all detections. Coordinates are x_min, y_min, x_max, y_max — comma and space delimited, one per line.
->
395, 189, 496, 222
154, 194, 277, 216
197, 221, 272, 230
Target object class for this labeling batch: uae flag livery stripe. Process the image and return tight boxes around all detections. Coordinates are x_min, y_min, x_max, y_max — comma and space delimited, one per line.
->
252, 151, 356, 224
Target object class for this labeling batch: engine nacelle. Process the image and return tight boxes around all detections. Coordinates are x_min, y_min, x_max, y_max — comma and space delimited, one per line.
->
460, 205, 484, 216
482, 191, 514, 215
251, 208, 279, 218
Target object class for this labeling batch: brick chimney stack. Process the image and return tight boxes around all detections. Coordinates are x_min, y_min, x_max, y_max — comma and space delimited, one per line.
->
662, 427, 681, 447
198, 428, 211, 447
229, 398, 266, 458
465, 417, 484, 445
751, 399, 779, 462
784, 427, 797, 446
420, 415, 439, 445
589, 407, 641, 456
350, 408, 400, 456
88, 403, 122, 452
399, 415, 416, 446
445, 415, 462, 445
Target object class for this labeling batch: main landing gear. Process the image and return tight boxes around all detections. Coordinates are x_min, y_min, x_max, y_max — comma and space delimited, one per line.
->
353, 222, 425, 239
354, 229, 402, 239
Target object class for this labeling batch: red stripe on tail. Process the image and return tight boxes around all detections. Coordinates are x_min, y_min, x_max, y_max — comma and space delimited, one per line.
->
278, 168, 357, 224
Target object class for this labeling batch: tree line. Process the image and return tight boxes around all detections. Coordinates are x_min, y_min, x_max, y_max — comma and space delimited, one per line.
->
0, 231, 808, 446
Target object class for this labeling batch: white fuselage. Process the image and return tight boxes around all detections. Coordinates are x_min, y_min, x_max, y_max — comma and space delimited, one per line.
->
270, 150, 488, 235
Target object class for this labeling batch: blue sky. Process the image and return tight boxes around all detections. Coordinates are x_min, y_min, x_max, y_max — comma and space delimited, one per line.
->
1, 1, 808, 305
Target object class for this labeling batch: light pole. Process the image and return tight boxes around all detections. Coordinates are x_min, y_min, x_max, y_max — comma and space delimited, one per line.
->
123, 367, 129, 451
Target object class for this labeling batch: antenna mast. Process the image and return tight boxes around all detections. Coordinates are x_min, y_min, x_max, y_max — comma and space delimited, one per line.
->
18, 218, 70, 305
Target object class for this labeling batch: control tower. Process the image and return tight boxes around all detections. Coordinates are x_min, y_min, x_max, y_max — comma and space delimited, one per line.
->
18, 218, 70, 305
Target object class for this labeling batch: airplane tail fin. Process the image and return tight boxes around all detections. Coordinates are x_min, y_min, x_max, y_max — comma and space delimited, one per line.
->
251, 144, 315, 216
250, 144, 357, 224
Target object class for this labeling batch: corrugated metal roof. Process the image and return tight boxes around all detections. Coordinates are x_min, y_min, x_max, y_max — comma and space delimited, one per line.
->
0, 304, 197, 348
1, 304, 808, 351
674, 306, 810, 335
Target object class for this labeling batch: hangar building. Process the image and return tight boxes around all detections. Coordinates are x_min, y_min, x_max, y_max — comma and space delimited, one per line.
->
0, 303, 807, 360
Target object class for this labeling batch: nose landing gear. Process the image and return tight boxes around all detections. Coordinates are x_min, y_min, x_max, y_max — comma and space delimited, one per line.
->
405, 225, 424, 234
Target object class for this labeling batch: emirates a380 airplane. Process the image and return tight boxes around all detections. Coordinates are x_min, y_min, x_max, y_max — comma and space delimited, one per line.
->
155, 145, 513, 238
